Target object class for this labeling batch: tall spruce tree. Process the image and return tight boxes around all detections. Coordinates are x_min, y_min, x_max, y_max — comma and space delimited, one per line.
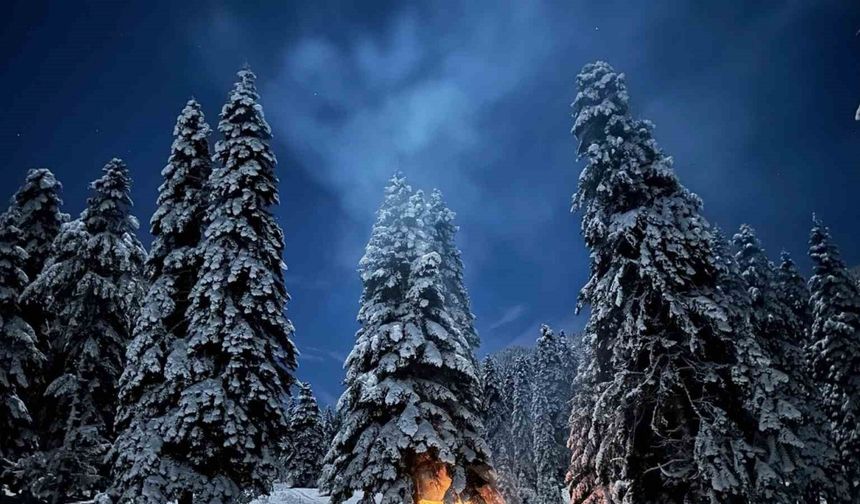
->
566, 61, 794, 504
14, 159, 145, 502
775, 252, 812, 334
0, 210, 44, 482
6, 168, 67, 437
320, 176, 494, 504
479, 357, 504, 444
178, 68, 297, 502
427, 189, 479, 349
556, 331, 578, 401
511, 355, 536, 502
108, 99, 215, 503
321, 407, 340, 448
285, 382, 325, 487
807, 217, 860, 490
732, 225, 849, 502
480, 357, 520, 504
532, 325, 566, 504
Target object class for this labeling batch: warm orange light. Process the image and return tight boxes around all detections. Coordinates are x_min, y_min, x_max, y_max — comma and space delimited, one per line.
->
412, 454, 502, 504
413, 456, 454, 503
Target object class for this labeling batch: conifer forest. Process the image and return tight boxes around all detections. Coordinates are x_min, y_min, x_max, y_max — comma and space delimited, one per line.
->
1, 2, 859, 504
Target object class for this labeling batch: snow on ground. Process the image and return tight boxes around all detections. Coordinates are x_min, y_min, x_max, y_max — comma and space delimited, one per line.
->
250, 486, 366, 504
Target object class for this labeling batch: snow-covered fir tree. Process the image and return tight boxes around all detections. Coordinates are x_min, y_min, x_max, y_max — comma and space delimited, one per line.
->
775, 251, 812, 335
108, 99, 215, 504
510, 355, 536, 502
771, 248, 851, 501
531, 325, 566, 504
178, 67, 298, 502
7, 168, 67, 281
479, 357, 519, 504
732, 225, 849, 502
320, 176, 495, 504
427, 189, 479, 349
14, 159, 145, 502
480, 342, 581, 504
321, 407, 340, 448
285, 382, 325, 488
0, 210, 44, 483
479, 357, 503, 444
5, 168, 67, 437
708, 229, 806, 501
555, 331, 578, 401
806, 217, 860, 490
566, 61, 797, 504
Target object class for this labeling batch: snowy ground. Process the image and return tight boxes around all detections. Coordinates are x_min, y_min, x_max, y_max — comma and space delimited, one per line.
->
250, 486, 365, 504
250, 485, 571, 504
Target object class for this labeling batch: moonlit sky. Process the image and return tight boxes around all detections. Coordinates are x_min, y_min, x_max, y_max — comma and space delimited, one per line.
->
1, 0, 858, 405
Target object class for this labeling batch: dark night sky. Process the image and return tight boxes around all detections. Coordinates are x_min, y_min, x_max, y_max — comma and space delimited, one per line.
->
1, 0, 858, 405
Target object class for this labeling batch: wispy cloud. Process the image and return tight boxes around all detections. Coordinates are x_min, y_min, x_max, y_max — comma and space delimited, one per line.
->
259, 2, 564, 271
300, 345, 347, 364
488, 304, 527, 331
264, 3, 555, 215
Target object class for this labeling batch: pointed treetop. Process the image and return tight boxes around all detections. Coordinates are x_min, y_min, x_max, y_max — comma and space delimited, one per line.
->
375, 173, 413, 220
16, 168, 61, 196
733, 224, 772, 274
174, 99, 210, 138
810, 215, 847, 272
538, 324, 555, 344
217, 65, 269, 146
428, 188, 457, 226
297, 380, 313, 397
571, 61, 630, 152
776, 250, 808, 293
236, 65, 258, 93
8, 167, 67, 278
735, 223, 757, 241
778, 250, 797, 269
84, 158, 137, 235
387, 171, 409, 191
11, 168, 65, 220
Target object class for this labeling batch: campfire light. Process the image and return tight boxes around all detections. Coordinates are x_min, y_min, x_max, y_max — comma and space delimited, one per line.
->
412, 454, 505, 504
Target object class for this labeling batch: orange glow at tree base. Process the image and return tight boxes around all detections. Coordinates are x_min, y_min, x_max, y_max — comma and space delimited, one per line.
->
412, 454, 505, 504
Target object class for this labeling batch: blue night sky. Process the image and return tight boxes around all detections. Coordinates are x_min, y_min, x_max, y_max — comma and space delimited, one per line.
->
1, 1, 858, 405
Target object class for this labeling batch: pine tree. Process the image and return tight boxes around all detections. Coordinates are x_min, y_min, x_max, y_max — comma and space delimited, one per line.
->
566, 61, 793, 504
179, 67, 298, 502
427, 189, 479, 349
531, 325, 566, 504
321, 407, 340, 448
108, 100, 215, 503
807, 217, 860, 490
511, 355, 535, 502
479, 357, 503, 442
0, 210, 44, 481
555, 331, 578, 401
14, 159, 145, 502
732, 225, 849, 502
5, 169, 67, 440
775, 252, 811, 338
285, 382, 325, 487
320, 176, 495, 504
7, 168, 67, 281
480, 356, 520, 504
